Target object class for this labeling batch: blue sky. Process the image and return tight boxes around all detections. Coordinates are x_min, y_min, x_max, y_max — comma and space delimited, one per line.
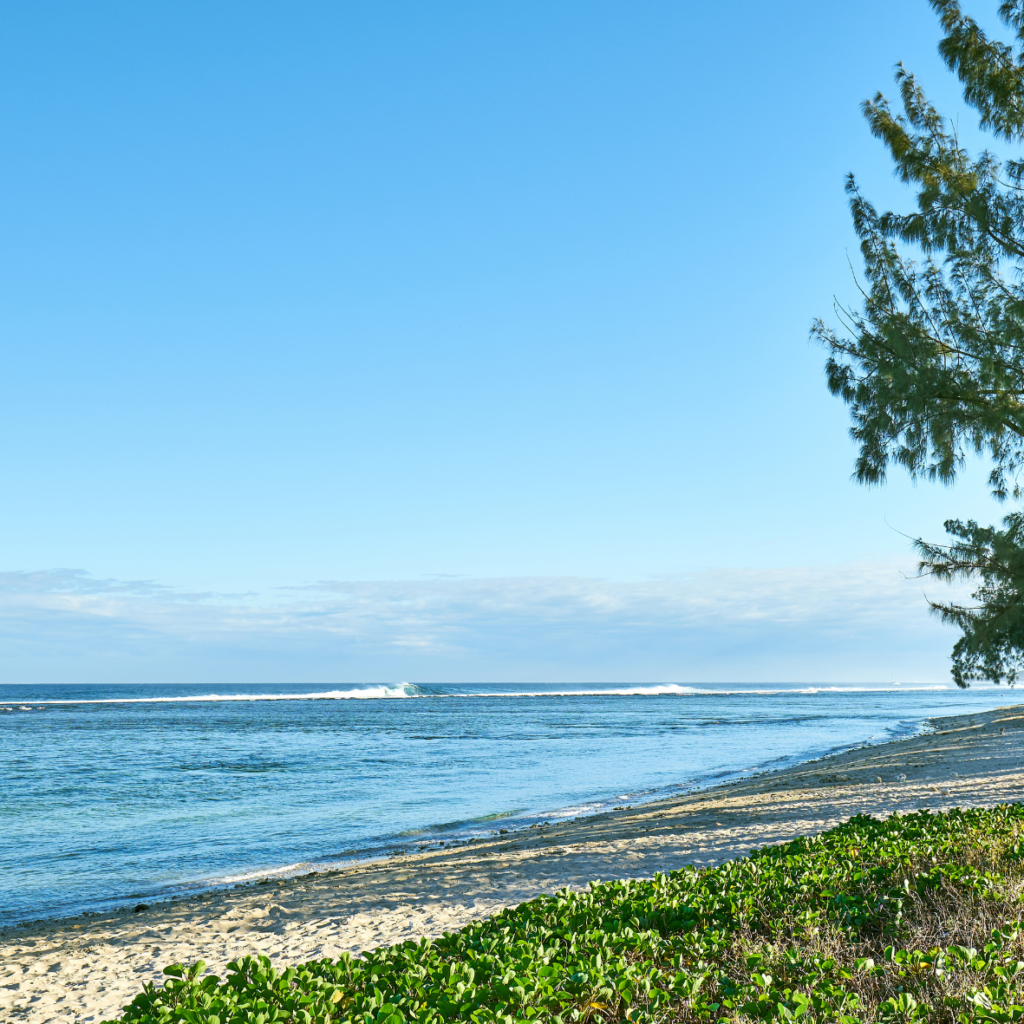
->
0, 0, 1009, 682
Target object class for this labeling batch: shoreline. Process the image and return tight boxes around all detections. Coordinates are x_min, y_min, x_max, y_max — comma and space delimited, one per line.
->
0, 701, 935, 931
4, 701, 1024, 1023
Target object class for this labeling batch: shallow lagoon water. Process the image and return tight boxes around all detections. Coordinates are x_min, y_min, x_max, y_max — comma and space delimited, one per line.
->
0, 681, 1017, 925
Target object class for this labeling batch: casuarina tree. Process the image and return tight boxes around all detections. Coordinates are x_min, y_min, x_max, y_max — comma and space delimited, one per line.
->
817, 0, 1024, 686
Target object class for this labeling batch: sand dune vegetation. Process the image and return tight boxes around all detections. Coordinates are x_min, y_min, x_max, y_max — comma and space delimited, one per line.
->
108, 804, 1024, 1024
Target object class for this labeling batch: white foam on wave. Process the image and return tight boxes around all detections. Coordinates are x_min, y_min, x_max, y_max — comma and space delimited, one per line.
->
214, 861, 308, 884
0, 682, 703, 705
477, 683, 701, 697
440, 683, 952, 698
0, 681, 954, 706
537, 802, 607, 818
7, 684, 419, 705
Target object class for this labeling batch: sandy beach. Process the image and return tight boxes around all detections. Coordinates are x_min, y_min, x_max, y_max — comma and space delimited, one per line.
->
4, 702, 1024, 1024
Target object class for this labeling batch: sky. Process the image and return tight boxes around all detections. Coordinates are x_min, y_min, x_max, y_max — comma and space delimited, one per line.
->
0, 0, 1013, 684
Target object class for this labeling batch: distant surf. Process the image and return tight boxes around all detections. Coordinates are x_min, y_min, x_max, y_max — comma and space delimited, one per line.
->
1, 681, 952, 705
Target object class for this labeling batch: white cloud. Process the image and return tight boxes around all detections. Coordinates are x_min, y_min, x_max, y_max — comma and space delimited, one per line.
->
0, 560, 968, 684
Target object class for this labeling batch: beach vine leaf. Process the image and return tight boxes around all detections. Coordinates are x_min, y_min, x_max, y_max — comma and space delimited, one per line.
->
816, 0, 1024, 684
103, 806, 1024, 1024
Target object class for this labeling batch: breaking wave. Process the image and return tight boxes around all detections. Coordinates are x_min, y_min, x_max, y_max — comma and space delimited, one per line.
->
0, 681, 951, 706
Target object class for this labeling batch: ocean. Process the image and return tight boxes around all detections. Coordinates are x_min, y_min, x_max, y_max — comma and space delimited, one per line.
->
0, 681, 1017, 926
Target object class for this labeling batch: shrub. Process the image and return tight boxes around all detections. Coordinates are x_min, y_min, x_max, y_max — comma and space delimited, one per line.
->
107, 805, 1024, 1024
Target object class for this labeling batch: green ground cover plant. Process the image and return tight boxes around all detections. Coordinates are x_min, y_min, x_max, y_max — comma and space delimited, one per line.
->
108, 806, 1024, 1024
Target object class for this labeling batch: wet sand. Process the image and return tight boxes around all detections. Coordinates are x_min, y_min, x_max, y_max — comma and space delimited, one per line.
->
4, 702, 1024, 1023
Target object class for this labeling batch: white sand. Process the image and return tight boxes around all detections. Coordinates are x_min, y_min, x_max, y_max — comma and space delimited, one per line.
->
4, 703, 1024, 1023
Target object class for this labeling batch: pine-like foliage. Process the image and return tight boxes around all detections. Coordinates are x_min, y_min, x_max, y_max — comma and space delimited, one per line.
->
815, 0, 1024, 685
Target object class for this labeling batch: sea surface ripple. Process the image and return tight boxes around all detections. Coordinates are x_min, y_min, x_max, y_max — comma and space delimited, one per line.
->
0, 681, 1013, 925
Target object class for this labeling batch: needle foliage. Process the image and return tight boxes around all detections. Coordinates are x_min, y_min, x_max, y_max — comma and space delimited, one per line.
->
814, 0, 1024, 685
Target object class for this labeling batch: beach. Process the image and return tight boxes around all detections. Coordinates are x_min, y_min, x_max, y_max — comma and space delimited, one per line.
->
4, 701, 1024, 1024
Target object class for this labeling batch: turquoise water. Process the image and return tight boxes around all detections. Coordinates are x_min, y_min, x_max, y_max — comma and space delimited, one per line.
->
0, 681, 1016, 925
